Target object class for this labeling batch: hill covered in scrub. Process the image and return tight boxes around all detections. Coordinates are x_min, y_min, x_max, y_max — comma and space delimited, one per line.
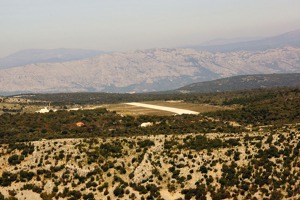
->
176, 73, 300, 93
0, 126, 299, 199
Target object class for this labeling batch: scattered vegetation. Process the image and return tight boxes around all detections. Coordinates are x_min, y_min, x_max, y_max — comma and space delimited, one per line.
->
0, 87, 299, 199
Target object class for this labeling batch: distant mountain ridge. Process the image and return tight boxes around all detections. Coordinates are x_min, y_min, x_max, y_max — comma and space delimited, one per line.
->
187, 29, 300, 52
176, 73, 300, 93
0, 46, 299, 95
0, 30, 300, 95
0, 48, 105, 69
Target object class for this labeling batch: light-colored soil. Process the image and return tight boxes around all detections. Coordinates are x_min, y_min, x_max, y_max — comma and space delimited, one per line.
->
0, 125, 299, 199
106, 100, 229, 116
125, 102, 199, 115
105, 103, 174, 116
142, 100, 231, 112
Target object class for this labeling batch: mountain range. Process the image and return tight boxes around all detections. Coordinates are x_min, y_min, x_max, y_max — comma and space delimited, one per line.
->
186, 29, 300, 52
0, 48, 105, 69
0, 30, 300, 95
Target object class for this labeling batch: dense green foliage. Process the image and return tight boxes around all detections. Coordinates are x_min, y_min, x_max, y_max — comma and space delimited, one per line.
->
17, 87, 299, 106
182, 135, 241, 151
177, 73, 300, 93
204, 88, 300, 126
20, 92, 188, 105
0, 108, 241, 144
1, 87, 300, 143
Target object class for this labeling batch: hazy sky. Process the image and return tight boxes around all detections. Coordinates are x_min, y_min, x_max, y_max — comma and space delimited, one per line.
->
1, 0, 300, 57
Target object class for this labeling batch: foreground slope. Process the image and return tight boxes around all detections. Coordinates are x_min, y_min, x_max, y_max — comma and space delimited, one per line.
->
0, 88, 300, 199
0, 128, 299, 199
0, 47, 300, 94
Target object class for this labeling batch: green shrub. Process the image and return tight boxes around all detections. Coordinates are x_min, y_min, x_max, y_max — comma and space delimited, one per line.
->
8, 154, 22, 165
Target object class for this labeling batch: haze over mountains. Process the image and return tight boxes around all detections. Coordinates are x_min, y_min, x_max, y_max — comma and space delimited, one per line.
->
0, 48, 105, 69
0, 30, 300, 95
187, 29, 300, 52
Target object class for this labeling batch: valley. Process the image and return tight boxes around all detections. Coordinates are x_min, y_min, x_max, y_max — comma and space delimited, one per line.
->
1, 1, 300, 200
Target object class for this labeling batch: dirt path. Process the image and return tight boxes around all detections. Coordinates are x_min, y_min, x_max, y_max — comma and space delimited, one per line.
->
125, 102, 199, 115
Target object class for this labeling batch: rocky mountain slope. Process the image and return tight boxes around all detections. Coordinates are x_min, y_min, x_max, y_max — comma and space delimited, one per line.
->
0, 47, 300, 95
176, 73, 300, 93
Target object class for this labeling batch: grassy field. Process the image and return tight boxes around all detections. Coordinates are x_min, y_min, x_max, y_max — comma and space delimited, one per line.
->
105, 103, 173, 116
105, 100, 230, 116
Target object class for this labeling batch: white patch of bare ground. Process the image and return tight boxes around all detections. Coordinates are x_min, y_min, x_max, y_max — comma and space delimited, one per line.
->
125, 102, 199, 115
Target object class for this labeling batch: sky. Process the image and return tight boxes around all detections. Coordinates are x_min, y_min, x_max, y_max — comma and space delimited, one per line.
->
0, 0, 300, 57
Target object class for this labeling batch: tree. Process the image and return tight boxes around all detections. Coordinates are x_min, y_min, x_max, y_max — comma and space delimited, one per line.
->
8, 154, 22, 165
0, 192, 4, 200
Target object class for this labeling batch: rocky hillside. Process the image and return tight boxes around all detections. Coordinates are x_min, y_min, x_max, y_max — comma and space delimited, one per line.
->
0, 47, 300, 94
0, 128, 299, 200
176, 73, 300, 93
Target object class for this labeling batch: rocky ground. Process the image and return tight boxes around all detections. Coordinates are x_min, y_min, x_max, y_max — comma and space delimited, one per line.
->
0, 123, 299, 200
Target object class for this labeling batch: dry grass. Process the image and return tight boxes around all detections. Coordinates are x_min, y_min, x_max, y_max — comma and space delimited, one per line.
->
0, 102, 47, 114
105, 103, 173, 116
105, 101, 229, 116
0, 100, 230, 116
0, 103, 22, 109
